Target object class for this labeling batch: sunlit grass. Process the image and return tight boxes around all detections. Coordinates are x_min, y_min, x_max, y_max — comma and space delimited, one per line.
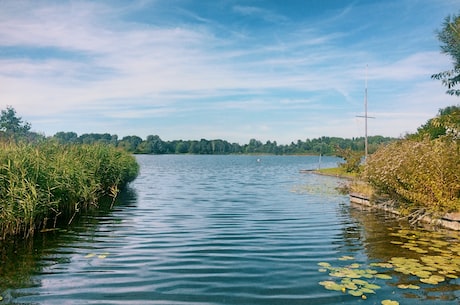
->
0, 141, 139, 238
316, 167, 357, 179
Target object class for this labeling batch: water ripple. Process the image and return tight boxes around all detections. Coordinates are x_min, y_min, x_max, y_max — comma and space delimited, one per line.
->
13, 156, 369, 305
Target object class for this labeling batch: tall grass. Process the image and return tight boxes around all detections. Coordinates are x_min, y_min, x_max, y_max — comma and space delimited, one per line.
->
0, 141, 139, 238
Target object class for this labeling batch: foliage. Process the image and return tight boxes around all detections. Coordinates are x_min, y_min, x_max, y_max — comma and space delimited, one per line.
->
0, 106, 32, 141
408, 105, 460, 140
317, 167, 357, 179
364, 139, 460, 215
0, 141, 139, 238
52, 132, 396, 156
334, 146, 364, 173
431, 13, 460, 96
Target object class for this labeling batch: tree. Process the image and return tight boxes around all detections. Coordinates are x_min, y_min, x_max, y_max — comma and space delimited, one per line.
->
409, 105, 460, 140
334, 146, 363, 173
118, 135, 143, 153
54, 131, 79, 144
0, 106, 32, 142
432, 13, 460, 96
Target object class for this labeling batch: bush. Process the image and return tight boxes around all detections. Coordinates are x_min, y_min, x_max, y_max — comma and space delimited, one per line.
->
0, 141, 139, 237
364, 139, 460, 216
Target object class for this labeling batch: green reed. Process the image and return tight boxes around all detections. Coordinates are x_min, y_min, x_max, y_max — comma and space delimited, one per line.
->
0, 141, 139, 238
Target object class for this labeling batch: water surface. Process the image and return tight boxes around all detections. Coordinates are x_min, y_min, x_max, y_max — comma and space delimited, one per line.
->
1, 155, 459, 304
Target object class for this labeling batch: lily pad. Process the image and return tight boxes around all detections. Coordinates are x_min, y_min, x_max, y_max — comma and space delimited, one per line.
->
375, 273, 392, 280
381, 300, 399, 305
319, 281, 343, 291
397, 284, 420, 290
348, 290, 363, 297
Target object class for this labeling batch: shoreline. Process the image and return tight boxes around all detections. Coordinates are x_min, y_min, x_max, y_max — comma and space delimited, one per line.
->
302, 169, 460, 231
349, 193, 460, 231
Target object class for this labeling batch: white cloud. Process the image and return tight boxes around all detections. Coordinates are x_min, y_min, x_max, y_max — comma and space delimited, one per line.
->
0, 0, 457, 143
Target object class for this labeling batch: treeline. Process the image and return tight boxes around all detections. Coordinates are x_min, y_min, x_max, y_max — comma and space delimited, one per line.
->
52, 131, 396, 155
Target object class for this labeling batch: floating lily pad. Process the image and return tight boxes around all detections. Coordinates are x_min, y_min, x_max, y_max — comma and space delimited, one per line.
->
370, 262, 393, 268
342, 281, 358, 290
319, 281, 343, 291
348, 290, 363, 297
375, 274, 392, 280
348, 263, 360, 268
352, 279, 369, 286
381, 300, 399, 305
420, 275, 445, 284
397, 284, 420, 290
360, 287, 376, 294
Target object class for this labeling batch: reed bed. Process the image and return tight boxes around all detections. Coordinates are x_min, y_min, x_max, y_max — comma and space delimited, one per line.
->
0, 141, 139, 238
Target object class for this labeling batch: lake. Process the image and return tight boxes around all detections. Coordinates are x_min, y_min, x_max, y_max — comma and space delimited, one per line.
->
1, 155, 459, 304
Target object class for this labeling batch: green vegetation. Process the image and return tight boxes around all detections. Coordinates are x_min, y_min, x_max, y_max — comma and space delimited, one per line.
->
355, 104, 459, 218
316, 167, 357, 179
0, 107, 139, 238
351, 14, 460, 218
318, 227, 460, 303
364, 136, 460, 216
0, 141, 139, 238
431, 12, 460, 96
53, 132, 395, 156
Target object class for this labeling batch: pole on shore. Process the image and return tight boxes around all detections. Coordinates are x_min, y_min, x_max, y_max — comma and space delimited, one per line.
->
356, 65, 375, 162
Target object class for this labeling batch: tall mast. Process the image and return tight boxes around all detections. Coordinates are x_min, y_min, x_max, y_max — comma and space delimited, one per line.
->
356, 65, 374, 162
364, 64, 368, 161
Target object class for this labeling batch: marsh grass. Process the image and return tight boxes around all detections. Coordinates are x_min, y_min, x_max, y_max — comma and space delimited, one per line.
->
0, 141, 139, 238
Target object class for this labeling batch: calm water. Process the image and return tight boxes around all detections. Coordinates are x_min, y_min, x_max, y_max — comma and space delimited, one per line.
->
1, 155, 459, 304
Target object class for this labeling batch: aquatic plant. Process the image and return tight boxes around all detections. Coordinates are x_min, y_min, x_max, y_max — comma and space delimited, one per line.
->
0, 141, 139, 237
318, 227, 460, 302
318, 257, 388, 299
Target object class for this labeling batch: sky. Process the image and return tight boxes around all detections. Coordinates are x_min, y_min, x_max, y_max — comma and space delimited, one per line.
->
0, 0, 459, 144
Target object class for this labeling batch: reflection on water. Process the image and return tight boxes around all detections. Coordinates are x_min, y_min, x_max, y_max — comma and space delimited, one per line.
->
349, 206, 460, 302
0, 187, 138, 302
0, 155, 458, 305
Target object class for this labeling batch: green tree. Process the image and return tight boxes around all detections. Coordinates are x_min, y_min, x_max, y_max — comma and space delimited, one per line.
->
54, 131, 79, 144
409, 105, 460, 140
118, 135, 143, 153
334, 146, 363, 173
0, 106, 31, 137
432, 13, 460, 96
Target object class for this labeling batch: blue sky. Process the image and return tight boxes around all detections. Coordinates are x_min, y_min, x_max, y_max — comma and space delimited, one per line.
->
0, 0, 458, 144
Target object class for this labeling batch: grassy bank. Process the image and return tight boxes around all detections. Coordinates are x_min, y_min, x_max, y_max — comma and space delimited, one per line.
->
316, 167, 357, 179
0, 141, 139, 238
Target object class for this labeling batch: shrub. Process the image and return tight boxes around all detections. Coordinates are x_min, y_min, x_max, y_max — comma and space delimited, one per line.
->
364, 139, 460, 216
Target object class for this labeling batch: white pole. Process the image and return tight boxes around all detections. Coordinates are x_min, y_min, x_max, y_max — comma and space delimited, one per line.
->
364, 65, 368, 161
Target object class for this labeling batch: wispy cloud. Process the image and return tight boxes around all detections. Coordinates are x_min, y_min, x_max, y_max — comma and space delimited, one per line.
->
0, 0, 457, 143
232, 5, 288, 23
